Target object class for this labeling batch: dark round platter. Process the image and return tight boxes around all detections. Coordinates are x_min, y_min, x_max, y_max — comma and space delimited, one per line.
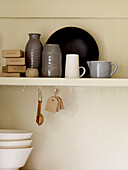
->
46, 26, 99, 77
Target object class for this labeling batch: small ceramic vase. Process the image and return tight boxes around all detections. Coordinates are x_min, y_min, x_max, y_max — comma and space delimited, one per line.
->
42, 44, 62, 77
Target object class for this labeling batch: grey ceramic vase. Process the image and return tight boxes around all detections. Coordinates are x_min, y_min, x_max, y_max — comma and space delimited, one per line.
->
42, 44, 62, 77
25, 33, 43, 73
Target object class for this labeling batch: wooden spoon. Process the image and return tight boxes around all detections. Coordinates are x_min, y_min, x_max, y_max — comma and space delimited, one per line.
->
36, 90, 44, 125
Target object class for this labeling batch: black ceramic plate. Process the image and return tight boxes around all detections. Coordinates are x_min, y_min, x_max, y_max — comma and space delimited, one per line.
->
46, 26, 99, 77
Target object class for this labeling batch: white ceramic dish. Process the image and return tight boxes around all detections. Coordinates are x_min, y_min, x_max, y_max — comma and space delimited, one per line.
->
0, 129, 33, 141
0, 147, 33, 170
0, 139, 32, 149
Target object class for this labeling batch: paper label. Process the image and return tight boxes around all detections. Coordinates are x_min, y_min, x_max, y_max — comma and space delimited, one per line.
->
58, 97, 65, 109
45, 96, 58, 113
55, 96, 61, 112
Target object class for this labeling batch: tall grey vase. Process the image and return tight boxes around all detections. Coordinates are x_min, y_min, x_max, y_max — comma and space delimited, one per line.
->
25, 33, 43, 74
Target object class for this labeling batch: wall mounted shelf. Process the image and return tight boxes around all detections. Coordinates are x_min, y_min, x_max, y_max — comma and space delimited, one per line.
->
0, 77, 128, 87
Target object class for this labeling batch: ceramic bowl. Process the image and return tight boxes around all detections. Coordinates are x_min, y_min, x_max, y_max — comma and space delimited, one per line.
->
0, 129, 33, 141
0, 147, 33, 170
0, 139, 32, 149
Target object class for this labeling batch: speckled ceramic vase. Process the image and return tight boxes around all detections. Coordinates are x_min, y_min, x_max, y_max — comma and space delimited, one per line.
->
25, 33, 43, 73
42, 44, 62, 77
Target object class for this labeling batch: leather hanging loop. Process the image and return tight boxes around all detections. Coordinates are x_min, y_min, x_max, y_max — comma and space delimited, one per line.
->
38, 88, 42, 102
54, 88, 60, 96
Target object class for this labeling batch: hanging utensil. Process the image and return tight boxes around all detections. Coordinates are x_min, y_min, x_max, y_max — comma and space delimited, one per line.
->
36, 89, 44, 125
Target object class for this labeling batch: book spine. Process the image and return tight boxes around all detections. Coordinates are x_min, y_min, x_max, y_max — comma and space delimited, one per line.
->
6, 58, 25, 65
1, 73, 21, 77
2, 66, 26, 73
2, 50, 24, 58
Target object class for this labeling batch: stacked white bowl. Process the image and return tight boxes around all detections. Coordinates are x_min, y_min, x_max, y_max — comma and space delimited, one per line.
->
0, 129, 33, 170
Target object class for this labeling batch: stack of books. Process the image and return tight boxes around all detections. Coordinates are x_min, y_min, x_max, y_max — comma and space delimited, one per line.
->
1, 50, 26, 77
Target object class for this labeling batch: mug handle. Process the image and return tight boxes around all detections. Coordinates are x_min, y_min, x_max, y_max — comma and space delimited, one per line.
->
79, 66, 86, 78
110, 63, 118, 77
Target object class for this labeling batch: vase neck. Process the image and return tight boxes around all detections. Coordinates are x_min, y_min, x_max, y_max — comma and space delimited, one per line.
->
29, 33, 41, 39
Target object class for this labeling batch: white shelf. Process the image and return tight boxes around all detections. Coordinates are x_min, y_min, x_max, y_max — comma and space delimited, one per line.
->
0, 77, 128, 87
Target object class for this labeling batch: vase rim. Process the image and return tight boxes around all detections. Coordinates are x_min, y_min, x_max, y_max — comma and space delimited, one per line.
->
45, 44, 59, 46
29, 33, 41, 36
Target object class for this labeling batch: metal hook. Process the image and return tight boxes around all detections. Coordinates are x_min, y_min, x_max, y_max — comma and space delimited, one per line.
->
99, 88, 102, 94
84, 88, 88, 94
22, 86, 26, 92
38, 86, 42, 93
69, 87, 73, 94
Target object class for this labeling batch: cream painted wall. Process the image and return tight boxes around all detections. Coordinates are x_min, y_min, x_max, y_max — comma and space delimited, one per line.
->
0, 86, 128, 170
0, 0, 128, 17
0, 0, 128, 170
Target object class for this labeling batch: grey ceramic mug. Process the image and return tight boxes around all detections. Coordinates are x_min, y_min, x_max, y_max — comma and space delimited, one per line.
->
87, 61, 118, 78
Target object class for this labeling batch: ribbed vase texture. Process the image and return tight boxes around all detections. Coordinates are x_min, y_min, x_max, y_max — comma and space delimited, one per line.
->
25, 33, 43, 71
42, 44, 62, 77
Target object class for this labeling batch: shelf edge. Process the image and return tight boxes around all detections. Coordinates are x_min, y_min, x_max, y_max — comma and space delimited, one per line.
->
0, 78, 128, 87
